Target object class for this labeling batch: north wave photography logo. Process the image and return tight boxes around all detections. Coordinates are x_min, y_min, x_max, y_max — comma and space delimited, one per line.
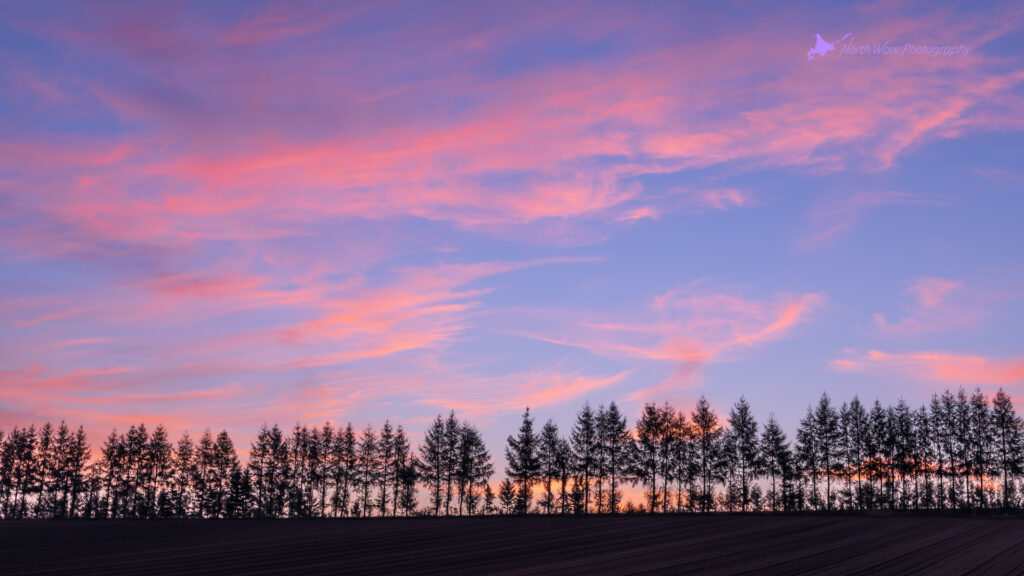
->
807, 33, 851, 60
807, 32, 972, 61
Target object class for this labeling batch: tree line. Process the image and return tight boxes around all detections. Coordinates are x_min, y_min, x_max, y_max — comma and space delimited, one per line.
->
1, 387, 1022, 518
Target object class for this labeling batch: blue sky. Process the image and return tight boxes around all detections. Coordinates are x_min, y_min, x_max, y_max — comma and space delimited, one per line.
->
1, 1, 1022, 460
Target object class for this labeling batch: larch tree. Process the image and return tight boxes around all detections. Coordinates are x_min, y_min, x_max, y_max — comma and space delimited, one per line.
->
457, 422, 492, 515
761, 413, 790, 512
727, 397, 761, 513
537, 420, 562, 514
635, 402, 670, 513
570, 402, 598, 514
993, 389, 1023, 509
691, 397, 724, 513
418, 415, 447, 516
598, 402, 631, 514
814, 394, 841, 511
332, 424, 357, 517
505, 408, 540, 514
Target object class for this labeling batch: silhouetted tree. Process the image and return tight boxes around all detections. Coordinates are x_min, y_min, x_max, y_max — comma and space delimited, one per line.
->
670, 411, 693, 512
377, 421, 395, 516
892, 399, 915, 509
390, 425, 411, 517
635, 402, 676, 513
691, 397, 724, 513
570, 402, 598, 514
761, 413, 790, 512
914, 406, 935, 509
172, 432, 196, 518
598, 402, 631, 514
147, 425, 173, 518
498, 478, 517, 515
726, 397, 761, 512
226, 466, 253, 518
841, 397, 869, 509
796, 406, 818, 509
442, 413, 460, 515
419, 415, 447, 516
65, 425, 90, 518
554, 437, 572, 514
456, 422, 492, 515
506, 408, 540, 514
969, 389, 993, 509
355, 425, 378, 517
814, 394, 841, 511
313, 422, 333, 517
484, 482, 496, 515
332, 423, 357, 517
538, 420, 562, 514
993, 389, 1023, 509
203, 430, 239, 518
7, 389, 1024, 519
397, 455, 419, 516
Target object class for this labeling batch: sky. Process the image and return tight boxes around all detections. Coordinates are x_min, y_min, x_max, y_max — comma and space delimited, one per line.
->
1, 0, 1023, 461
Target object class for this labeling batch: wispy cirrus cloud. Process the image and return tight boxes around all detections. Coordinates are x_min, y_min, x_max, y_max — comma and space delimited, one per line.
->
0, 0, 1022, 448
223, 1, 380, 45
0, 256, 594, 433
512, 286, 825, 399
872, 277, 989, 336
832, 349, 1024, 386
2, 1, 1020, 260
797, 191, 949, 250
422, 364, 630, 418
667, 188, 757, 212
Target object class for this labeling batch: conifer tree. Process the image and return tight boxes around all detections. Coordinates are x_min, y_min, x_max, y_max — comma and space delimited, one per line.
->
391, 425, 411, 516
727, 397, 761, 512
761, 413, 790, 512
597, 403, 631, 514
456, 422, 492, 515
172, 432, 196, 518
419, 415, 446, 516
814, 394, 840, 511
498, 478, 517, 515
537, 420, 561, 514
570, 402, 598, 513
378, 421, 395, 516
355, 425, 378, 517
484, 482, 496, 515
691, 397, 724, 513
148, 425, 173, 518
993, 389, 1023, 509
332, 423, 357, 517
505, 408, 540, 514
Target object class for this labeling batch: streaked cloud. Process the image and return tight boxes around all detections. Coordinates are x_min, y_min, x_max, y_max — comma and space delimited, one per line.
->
832, 350, 1024, 386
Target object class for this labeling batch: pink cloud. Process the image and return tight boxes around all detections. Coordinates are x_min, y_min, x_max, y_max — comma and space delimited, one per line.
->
798, 191, 948, 250
1, 2, 1022, 448
513, 288, 824, 398
51, 338, 117, 349
423, 365, 630, 417
12, 308, 82, 328
2, 3, 1019, 263
872, 277, 995, 337
833, 349, 1024, 386
223, 2, 377, 45
673, 189, 756, 211
617, 206, 660, 223
907, 277, 962, 308
279, 258, 590, 363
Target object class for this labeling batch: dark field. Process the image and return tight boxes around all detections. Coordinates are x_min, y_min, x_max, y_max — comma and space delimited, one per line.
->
3, 515, 1024, 575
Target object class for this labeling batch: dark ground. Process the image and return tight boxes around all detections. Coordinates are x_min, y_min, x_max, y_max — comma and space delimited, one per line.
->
3, 515, 1024, 575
